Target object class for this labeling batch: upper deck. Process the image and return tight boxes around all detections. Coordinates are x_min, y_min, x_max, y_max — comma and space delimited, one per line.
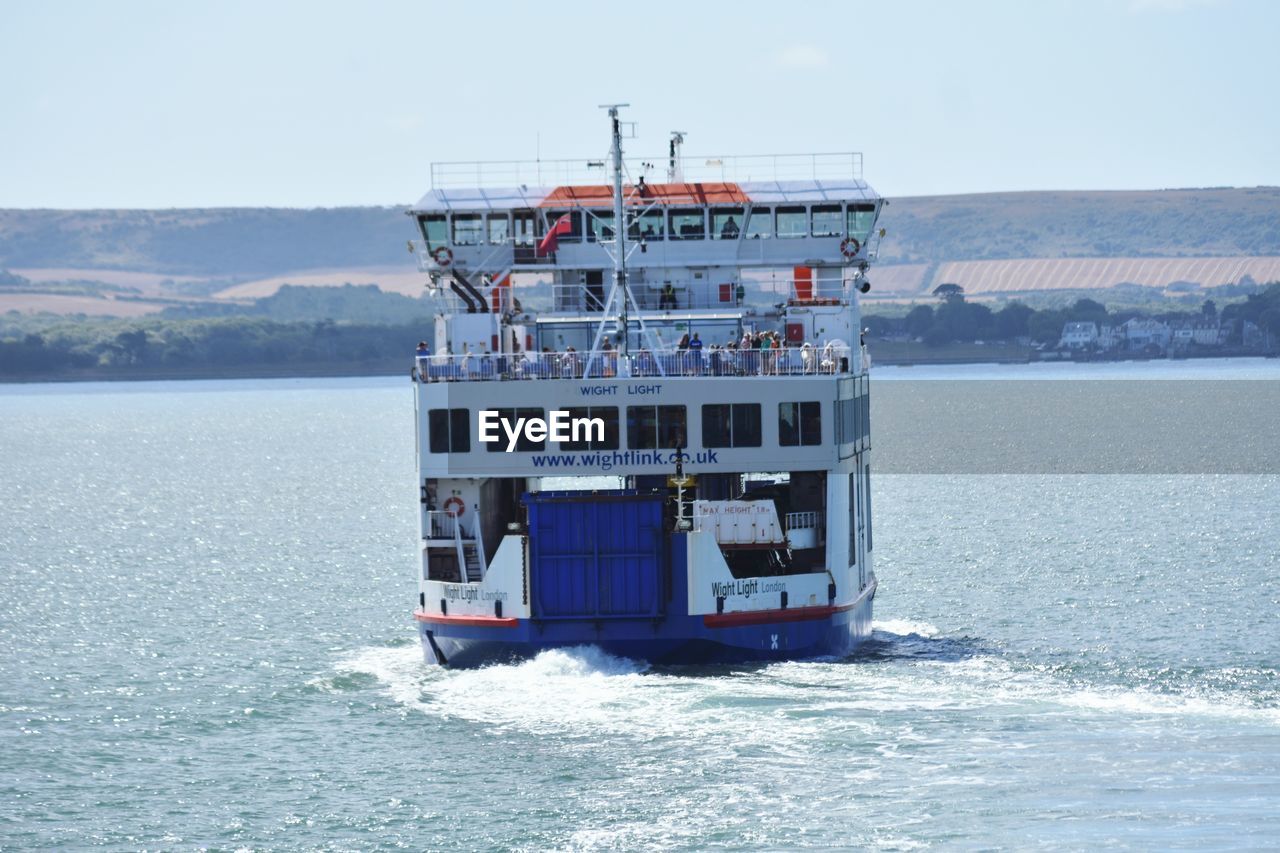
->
406, 153, 884, 277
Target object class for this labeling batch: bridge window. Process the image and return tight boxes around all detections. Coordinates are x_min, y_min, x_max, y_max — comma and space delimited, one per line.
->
779, 401, 821, 446
627, 405, 686, 449
428, 408, 470, 454
711, 207, 743, 240
630, 210, 665, 241
560, 406, 619, 450
543, 210, 582, 244
587, 211, 615, 242
513, 211, 535, 246
847, 203, 876, 242
419, 215, 447, 247
451, 214, 483, 246
776, 206, 807, 239
811, 205, 842, 237
701, 403, 761, 448
744, 207, 771, 239
669, 208, 706, 241
485, 407, 546, 452
487, 214, 509, 245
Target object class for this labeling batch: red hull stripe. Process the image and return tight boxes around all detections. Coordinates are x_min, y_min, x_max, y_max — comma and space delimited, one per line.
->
414, 610, 519, 628
702, 602, 854, 628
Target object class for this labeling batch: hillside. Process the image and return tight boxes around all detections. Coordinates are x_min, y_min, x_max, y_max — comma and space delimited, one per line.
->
1, 187, 1278, 316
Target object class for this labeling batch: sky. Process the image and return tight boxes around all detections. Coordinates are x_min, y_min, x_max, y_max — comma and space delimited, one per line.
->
3, 0, 1278, 208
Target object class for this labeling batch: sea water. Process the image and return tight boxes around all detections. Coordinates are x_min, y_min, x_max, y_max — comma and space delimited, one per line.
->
1, 362, 1277, 848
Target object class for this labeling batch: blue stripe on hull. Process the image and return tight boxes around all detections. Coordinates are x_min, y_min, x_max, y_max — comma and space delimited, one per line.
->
419, 592, 874, 668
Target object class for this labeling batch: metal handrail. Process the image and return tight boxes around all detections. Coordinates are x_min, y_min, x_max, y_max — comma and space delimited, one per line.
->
429, 153, 863, 189
785, 511, 823, 530
542, 278, 849, 313
413, 344, 852, 383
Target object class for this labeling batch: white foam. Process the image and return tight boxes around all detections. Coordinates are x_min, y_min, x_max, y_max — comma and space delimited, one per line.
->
333, 638, 1279, 740
873, 619, 940, 637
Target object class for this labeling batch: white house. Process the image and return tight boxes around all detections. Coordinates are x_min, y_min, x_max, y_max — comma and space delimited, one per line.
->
1060, 321, 1099, 349
1121, 318, 1171, 352
1192, 323, 1223, 346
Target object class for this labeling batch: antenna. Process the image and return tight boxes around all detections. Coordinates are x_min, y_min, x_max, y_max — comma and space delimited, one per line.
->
668, 131, 687, 182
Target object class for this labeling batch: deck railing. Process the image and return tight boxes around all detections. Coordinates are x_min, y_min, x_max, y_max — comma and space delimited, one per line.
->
413, 345, 855, 383
428, 153, 862, 189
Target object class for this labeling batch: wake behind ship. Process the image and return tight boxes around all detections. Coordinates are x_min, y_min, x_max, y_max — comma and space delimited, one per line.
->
407, 108, 883, 667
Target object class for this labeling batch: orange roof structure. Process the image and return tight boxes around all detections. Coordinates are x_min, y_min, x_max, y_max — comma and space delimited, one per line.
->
539, 182, 749, 208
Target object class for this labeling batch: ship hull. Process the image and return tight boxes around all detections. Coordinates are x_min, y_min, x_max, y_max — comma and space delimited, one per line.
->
416, 581, 874, 668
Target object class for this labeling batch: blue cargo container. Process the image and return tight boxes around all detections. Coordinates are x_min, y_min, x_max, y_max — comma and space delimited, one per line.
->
524, 491, 666, 620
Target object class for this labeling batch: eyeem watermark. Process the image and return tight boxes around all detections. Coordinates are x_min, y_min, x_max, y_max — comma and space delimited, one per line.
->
479, 409, 604, 452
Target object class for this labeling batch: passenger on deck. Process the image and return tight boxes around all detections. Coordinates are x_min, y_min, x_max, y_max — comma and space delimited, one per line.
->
601, 336, 616, 377
659, 282, 677, 310
415, 341, 429, 359
720, 216, 740, 239
688, 332, 703, 375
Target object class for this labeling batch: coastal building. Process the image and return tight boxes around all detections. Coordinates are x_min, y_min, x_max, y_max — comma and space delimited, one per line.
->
1097, 324, 1121, 351
1059, 321, 1099, 349
1121, 318, 1171, 353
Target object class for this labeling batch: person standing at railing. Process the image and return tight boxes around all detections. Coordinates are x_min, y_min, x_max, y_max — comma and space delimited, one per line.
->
689, 332, 703, 375
601, 337, 616, 377
459, 343, 473, 378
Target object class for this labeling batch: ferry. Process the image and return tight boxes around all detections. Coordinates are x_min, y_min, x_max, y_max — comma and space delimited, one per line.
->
406, 106, 884, 667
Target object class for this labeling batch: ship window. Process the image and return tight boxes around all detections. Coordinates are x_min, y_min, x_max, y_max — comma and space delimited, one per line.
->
587, 211, 615, 242
811, 205, 842, 237
848, 472, 858, 566
627, 405, 686, 449
428, 408, 470, 454
543, 210, 582, 244
847, 203, 876, 242
864, 463, 873, 552
485, 407, 546, 452
560, 406, 619, 451
420, 215, 447, 247
669, 208, 706, 240
744, 207, 771, 239
861, 377, 870, 444
776, 206, 807, 239
451, 214, 483, 246
487, 214, 509, 245
711, 207, 743, 240
779, 401, 821, 446
512, 211, 535, 246
837, 398, 855, 444
701, 403, 761, 448
629, 210, 665, 241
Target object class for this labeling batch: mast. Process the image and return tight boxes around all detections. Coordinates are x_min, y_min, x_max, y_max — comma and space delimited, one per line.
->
607, 104, 629, 370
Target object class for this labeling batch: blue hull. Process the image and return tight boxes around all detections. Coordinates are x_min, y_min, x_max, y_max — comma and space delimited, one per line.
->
418, 584, 875, 668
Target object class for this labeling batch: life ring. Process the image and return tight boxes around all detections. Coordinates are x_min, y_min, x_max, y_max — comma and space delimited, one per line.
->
432, 246, 454, 267
443, 496, 466, 517
840, 237, 861, 259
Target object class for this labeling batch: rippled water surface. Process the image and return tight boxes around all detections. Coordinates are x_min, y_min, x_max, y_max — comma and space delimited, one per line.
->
2, 368, 1278, 849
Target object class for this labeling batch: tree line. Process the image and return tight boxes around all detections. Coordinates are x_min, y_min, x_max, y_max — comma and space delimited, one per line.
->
863, 282, 1280, 347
